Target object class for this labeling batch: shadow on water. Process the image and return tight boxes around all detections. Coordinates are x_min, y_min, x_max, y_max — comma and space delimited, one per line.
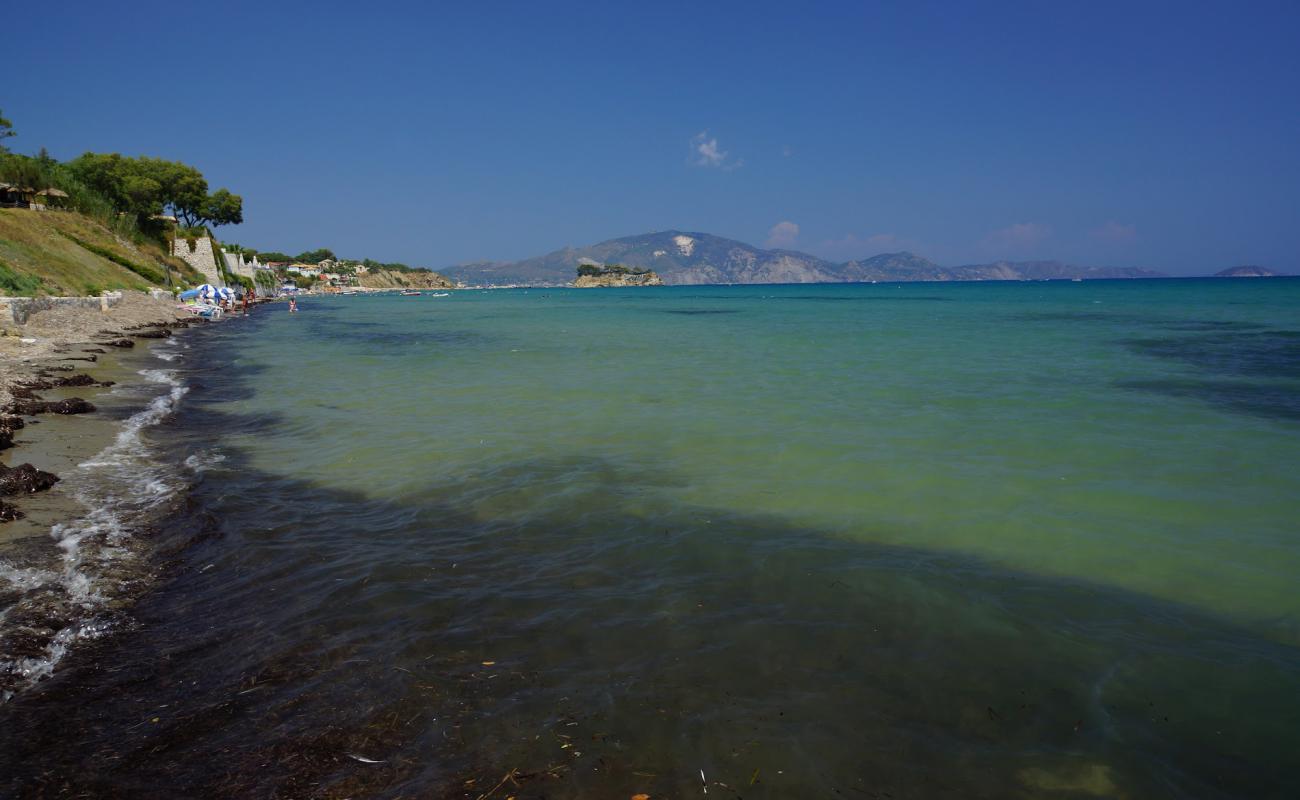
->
1117, 379, 1300, 421
1123, 330, 1300, 381
1116, 328, 1300, 422
3, 310, 1298, 799
2, 455, 1298, 797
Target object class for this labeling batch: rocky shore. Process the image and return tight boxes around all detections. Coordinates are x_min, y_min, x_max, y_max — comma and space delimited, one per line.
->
0, 291, 199, 521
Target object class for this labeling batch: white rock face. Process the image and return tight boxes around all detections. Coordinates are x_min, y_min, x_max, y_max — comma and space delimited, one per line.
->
673, 235, 695, 257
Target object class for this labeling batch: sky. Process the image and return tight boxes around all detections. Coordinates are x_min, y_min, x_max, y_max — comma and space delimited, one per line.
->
6, 0, 1300, 274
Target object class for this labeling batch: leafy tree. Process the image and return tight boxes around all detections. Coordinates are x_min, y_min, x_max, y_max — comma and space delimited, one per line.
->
296, 248, 335, 263
257, 251, 293, 263
65, 152, 243, 229
0, 109, 13, 154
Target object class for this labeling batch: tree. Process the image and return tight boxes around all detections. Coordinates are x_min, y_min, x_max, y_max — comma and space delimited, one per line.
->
200, 188, 243, 227
0, 109, 14, 154
296, 248, 335, 263
65, 152, 243, 230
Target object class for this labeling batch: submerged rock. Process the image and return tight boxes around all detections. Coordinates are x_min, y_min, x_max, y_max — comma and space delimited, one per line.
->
0, 463, 60, 495
0, 500, 23, 521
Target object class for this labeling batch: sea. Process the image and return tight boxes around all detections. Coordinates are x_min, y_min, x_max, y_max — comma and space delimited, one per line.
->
1, 278, 1298, 798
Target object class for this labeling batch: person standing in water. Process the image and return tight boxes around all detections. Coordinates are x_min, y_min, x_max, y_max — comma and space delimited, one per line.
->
288, 297, 298, 313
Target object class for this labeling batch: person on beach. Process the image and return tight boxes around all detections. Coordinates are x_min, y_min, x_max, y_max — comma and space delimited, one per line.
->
242, 292, 250, 315
289, 297, 298, 313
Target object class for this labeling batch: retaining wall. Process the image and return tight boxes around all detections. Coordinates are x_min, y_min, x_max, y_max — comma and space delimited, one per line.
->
0, 292, 123, 325
170, 236, 224, 286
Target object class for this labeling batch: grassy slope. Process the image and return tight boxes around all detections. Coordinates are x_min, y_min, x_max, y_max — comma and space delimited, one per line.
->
0, 208, 199, 295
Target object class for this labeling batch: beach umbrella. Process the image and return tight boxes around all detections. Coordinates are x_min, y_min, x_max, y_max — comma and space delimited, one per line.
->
178, 288, 201, 300
216, 286, 236, 301
194, 284, 218, 300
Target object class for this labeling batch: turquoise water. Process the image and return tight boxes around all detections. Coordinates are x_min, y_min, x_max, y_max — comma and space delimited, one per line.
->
3, 279, 1299, 797
235, 281, 1300, 623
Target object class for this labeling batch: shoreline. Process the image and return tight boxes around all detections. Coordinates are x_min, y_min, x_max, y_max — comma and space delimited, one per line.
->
0, 291, 255, 699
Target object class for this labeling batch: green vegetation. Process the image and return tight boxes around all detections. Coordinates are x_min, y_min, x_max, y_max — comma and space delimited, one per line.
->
0, 208, 196, 294
55, 230, 165, 284
0, 109, 14, 154
0, 109, 243, 258
576, 262, 650, 276
254, 270, 278, 291
67, 152, 242, 230
0, 256, 44, 294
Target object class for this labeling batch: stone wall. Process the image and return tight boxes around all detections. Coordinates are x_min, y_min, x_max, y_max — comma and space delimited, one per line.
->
0, 292, 123, 325
170, 236, 224, 286
222, 250, 259, 280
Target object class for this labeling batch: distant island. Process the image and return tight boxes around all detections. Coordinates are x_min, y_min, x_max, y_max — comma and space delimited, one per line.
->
446, 230, 1167, 287
573, 262, 663, 288
1214, 265, 1281, 278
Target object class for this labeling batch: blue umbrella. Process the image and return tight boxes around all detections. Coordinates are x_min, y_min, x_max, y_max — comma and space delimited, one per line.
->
216, 286, 236, 301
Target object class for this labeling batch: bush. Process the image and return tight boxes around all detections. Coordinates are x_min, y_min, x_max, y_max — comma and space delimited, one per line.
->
0, 258, 43, 295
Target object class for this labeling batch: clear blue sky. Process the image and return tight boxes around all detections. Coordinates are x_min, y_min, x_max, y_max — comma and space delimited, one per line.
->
7, 0, 1299, 273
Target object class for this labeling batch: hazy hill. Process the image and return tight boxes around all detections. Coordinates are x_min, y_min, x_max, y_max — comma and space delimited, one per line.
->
443, 230, 1166, 286
1213, 265, 1280, 277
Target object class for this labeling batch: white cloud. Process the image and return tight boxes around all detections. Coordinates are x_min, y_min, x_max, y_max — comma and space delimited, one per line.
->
690, 130, 742, 170
765, 221, 800, 249
984, 222, 1052, 251
1091, 220, 1137, 245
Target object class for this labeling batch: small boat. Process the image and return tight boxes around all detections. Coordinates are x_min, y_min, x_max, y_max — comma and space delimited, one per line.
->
430, 292, 450, 297
399, 290, 422, 296
340, 290, 359, 296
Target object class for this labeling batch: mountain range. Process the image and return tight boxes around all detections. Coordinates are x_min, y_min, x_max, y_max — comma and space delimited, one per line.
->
442, 230, 1167, 286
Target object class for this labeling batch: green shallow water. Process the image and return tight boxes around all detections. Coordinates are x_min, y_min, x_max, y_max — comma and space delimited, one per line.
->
5, 278, 1299, 798
232, 280, 1300, 627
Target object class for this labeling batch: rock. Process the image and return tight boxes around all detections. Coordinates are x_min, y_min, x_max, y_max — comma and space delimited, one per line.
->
4, 398, 96, 416
99, 339, 135, 348
0, 463, 60, 495
17, 374, 105, 390
131, 329, 171, 339
0, 501, 23, 522
0, 418, 22, 451
49, 398, 96, 414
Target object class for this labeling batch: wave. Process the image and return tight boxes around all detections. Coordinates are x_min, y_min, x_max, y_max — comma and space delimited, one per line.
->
0, 367, 197, 701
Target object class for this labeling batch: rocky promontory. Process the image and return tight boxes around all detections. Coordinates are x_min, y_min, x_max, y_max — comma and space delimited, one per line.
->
573, 263, 664, 288
357, 269, 456, 290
